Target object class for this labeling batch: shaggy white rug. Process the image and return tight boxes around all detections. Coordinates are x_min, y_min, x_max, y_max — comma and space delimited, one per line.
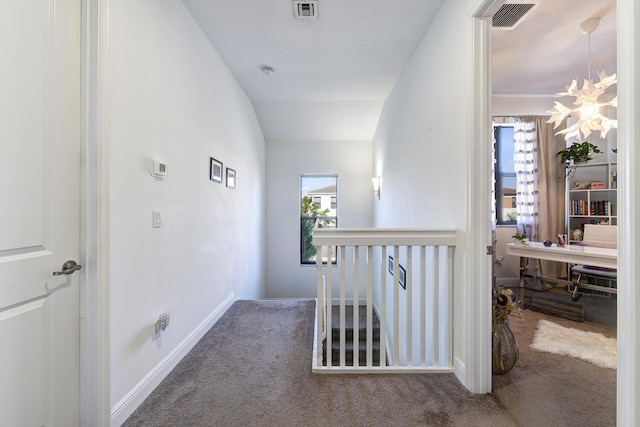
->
530, 319, 617, 369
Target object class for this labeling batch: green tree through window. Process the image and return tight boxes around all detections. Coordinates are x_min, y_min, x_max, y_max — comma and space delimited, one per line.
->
300, 175, 337, 264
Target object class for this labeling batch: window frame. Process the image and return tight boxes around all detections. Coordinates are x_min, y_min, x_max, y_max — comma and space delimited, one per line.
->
299, 174, 338, 265
494, 125, 517, 226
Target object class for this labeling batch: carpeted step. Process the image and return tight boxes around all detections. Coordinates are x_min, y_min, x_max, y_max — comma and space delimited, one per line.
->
329, 352, 382, 366
330, 325, 380, 342
329, 305, 380, 327
323, 341, 382, 365
322, 334, 382, 366
331, 342, 381, 365
329, 305, 381, 340
331, 340, 381, 354
323, 305, 383, 367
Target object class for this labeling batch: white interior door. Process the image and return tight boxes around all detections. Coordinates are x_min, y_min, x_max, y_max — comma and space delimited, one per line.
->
0, 0, 81, 425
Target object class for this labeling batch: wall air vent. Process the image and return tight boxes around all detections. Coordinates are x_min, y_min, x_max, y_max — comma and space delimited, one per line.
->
293, 1, 318, 19
493, 2, 539, 30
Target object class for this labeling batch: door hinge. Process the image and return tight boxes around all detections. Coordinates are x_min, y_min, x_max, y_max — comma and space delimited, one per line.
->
486, 246, 494, 255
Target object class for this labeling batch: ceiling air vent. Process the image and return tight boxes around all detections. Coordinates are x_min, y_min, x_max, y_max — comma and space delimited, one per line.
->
293, 1, 318, 19
492, 2, 539, 30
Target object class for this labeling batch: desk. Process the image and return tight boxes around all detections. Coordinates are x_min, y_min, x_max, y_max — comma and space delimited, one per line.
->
506, 242, 617, 269
506, 242, 617, 302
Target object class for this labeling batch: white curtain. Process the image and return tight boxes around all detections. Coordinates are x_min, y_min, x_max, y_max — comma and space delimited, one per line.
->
513, 118, 539, 240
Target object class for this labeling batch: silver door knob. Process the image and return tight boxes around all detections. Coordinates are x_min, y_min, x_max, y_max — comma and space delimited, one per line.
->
52, 260, 82, 276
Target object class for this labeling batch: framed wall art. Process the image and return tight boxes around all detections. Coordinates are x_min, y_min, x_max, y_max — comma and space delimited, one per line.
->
388, 255, 406, 289
399, 265, 406, 289
226, 168, 236, 189
210, 157, 223, 183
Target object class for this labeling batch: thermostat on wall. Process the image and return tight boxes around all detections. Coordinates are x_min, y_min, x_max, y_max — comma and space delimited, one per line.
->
151, 160, 167, 178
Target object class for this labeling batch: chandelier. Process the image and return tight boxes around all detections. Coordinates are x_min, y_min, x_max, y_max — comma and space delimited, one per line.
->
547, 17, 617, 141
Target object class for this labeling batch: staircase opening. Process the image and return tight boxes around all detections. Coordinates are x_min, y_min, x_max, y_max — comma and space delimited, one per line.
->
322, 305, 383, 367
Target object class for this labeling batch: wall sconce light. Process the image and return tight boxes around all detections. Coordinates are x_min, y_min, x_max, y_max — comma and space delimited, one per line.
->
371, 176, 381, 200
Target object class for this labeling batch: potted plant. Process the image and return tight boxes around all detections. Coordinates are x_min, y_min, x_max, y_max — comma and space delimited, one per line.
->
556, 141, 602, 169
511, 231, 528, 246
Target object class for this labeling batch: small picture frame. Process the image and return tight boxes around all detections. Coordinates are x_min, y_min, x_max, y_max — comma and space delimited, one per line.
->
226, 168, 236, 189
210, 157, 223, 183
388, 256, 394, 275
399, 265, 406, 290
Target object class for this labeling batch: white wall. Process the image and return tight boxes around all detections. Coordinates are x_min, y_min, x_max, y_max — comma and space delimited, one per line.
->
265, 141, 373, 298
108, 0, 265, 421
371, 0, 477, 384
492, 95, 555, 116
253, 100, 384, 142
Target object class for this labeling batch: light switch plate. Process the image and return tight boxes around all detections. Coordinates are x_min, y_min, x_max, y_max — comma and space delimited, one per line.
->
152, 210, 162, 228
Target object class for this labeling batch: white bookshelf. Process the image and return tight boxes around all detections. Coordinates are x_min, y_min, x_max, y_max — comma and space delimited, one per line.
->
566, 161, 617, 243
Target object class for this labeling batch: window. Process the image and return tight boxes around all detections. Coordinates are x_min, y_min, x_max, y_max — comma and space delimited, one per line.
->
300, 174, 337, 264
494, 126, 516, 224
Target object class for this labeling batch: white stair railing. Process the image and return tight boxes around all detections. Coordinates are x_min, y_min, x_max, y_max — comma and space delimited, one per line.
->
311, 228, 458, 373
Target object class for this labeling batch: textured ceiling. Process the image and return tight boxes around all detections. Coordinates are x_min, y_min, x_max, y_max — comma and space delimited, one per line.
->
182, 0, 617, 141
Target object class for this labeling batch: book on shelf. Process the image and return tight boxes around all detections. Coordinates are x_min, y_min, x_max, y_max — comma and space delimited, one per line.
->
571, 199, 589, 215
572, 200, 614, 216
588, 201, 610, 216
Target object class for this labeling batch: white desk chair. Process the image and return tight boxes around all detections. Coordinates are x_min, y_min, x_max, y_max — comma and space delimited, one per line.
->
570, 224, 617, 301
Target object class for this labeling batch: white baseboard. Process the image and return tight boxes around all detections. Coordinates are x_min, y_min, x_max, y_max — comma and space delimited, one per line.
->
110, 293, 236, 426
453, 356, 466, 385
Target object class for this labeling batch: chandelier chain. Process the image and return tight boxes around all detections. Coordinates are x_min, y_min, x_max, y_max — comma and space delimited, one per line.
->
587, 32, 592, 80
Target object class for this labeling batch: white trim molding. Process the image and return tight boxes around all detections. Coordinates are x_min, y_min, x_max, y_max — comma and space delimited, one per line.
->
453, 356, 466, 381
80, 0, 111, 425
616, 0, 639, 424
465, 3, 494, 394
110, 294, 236, 426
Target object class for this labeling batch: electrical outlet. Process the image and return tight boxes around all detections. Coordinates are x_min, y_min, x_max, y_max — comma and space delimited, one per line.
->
152, 313, 170, 340
150, 159, 167, 178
